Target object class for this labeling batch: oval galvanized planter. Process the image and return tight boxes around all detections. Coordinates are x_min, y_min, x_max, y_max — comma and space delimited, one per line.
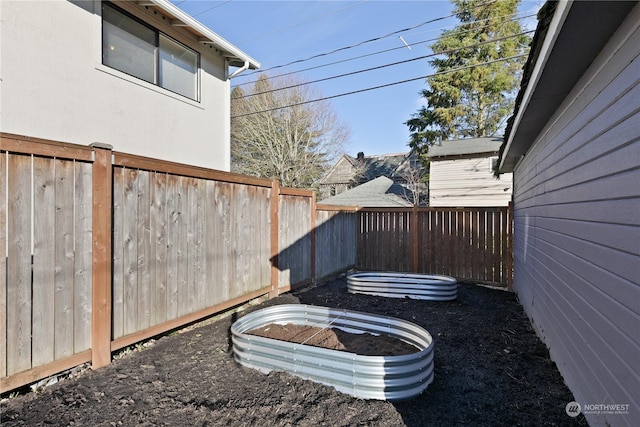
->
231, 304, 434, 401
347, 272, 457, 301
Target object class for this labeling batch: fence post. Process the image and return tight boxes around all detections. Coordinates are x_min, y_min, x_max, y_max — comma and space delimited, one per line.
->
269, 179, 280, 297
310, 192, 317, 284
90, 143, 113, 369
507, 201, 514, 291
412, 205, 419, 272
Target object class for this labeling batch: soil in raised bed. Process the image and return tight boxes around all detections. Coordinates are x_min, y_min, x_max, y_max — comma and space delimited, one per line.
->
247, 323, 419, 356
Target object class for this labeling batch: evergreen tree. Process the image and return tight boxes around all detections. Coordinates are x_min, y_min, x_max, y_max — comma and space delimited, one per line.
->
406, 0, 530, 154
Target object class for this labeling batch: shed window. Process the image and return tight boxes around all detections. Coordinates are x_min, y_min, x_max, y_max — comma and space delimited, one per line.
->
102, 2, 199, 101
489, 156, 499, 171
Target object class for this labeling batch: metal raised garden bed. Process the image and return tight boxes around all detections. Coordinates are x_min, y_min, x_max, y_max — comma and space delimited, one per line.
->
347, 272, 458, 301
231, 304, 434, 401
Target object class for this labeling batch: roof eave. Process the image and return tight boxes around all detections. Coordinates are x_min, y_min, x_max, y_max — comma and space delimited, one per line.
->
148, 0, 260, 70
499, 1, 571, 172
499, 1, 637, 173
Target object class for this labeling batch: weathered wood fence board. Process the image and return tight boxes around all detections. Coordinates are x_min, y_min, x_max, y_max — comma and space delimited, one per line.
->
315, 209, 357, 280
277, 192, 313, 291
357, 207, 512, 285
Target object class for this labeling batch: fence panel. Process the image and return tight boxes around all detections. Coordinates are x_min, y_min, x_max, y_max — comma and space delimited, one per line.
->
111, 166, 272, 342
277, 192, 313, 290
315, 209, 357, 280
358, 207, 512, 285
2, 149, 93, 380
357, 209, 413, 272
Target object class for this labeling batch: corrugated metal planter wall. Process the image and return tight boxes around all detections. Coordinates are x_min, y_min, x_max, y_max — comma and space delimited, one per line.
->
231, 304, 434, 401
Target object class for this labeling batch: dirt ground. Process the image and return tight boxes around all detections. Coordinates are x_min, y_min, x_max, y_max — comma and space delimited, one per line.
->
1, 276, 587, 426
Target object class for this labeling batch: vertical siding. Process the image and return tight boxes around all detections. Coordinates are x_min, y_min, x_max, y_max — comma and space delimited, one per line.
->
512, 19, 640, 427
430, 157, 513, 207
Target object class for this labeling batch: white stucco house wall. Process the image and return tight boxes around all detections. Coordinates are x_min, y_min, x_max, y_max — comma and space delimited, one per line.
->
0, 0, 259, 171
428, 137, 512, 207
499, 2, 639, 426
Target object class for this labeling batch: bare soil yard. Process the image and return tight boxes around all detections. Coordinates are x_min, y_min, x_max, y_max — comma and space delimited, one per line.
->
1, 276, 586, 426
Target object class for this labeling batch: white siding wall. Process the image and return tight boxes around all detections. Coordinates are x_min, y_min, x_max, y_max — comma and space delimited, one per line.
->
0, 0, 230, 171
429, 157, 513, 207
512, 9, 640, 427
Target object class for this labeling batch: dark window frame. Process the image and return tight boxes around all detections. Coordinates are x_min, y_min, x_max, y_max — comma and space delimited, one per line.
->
102, 1, 200, 102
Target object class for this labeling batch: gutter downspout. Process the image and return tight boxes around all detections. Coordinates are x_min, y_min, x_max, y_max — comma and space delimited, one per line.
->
224, 59, 251, 171
227, 60, 250, 80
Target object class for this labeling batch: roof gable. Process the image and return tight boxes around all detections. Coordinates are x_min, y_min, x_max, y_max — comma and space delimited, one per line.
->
319, 155, 359, 184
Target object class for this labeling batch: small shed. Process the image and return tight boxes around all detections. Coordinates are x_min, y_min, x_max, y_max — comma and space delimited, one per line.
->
427, 137, 512, 207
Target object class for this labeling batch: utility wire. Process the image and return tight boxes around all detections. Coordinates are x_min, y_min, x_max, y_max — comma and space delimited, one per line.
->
231, 53, 528, 118
234, 30, 534, 99
192, 0, 233, 18
241, 0, 499, 77
235, 9, 537, 87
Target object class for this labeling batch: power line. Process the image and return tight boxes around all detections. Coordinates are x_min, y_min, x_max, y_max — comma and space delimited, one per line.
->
234, 31, 533, 99
190, 0, 233, 17
241, 0, 500, 77
231, 54, 529, 118
235, 9, 537, 87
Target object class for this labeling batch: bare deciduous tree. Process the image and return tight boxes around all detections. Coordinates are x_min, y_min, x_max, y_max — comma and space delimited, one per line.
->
231, 74, 350, 189
396, 153, 429, 206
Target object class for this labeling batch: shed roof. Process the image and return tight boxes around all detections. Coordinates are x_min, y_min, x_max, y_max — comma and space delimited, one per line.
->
427, 137, 503, 158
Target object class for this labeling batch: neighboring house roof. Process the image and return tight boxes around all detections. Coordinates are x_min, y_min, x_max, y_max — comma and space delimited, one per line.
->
359, 153, 408, 181
147, 0, 260, 70
498, 0, 636, 172
319, 176, 412, 207
319, 152, 409, 185
427, 137, 503, 159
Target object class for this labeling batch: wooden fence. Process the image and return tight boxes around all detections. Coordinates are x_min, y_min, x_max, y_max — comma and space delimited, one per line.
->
0, 133, 356, 393
1, 133, 511, 394
357, 206, 513, 285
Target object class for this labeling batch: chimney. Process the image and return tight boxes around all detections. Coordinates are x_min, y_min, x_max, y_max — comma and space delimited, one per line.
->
357, 152, 364, 163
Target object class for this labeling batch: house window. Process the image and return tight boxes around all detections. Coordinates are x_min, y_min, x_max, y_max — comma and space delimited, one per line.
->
102, 2, 199, 101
